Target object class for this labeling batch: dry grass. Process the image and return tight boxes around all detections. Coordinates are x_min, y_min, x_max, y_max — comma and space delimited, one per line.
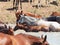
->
0, 1, 60, 23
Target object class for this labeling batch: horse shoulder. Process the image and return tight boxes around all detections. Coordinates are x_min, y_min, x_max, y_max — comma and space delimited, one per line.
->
0, 33, 12, 45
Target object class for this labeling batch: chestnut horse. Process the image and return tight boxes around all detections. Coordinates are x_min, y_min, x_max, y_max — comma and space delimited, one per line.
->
47, 12, 60, 23
0, 33, 49, 45
51, 12, 60, 16
14, 11, 49, 32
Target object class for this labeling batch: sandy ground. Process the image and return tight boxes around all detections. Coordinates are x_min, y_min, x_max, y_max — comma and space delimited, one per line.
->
0, 1, 16, 23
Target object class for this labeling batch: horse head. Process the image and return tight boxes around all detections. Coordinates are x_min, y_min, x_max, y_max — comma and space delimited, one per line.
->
32, 35, 49, 45
15, 34, 49, 45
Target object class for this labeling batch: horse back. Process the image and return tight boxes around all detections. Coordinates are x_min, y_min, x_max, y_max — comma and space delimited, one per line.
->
51, 12, 60, 16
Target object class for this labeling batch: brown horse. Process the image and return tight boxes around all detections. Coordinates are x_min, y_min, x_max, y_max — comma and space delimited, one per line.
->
51, 12, 60, 16
0, 33, 49, 45
14, 11, 49, 32
49, 12, 60, 23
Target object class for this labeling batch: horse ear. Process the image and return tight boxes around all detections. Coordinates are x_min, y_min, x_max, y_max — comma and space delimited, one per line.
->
43, 35, 47, 43
8, 26, 14, 35
9, 26, 12, 30
9, 26, 14, 32
41, 35, 43, 39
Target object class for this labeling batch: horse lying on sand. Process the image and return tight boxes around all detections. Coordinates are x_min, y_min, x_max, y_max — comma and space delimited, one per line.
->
14, 11, 60, 32
14, 11, 49, 32
0, 33, 49, 45
47, 12, 60, 23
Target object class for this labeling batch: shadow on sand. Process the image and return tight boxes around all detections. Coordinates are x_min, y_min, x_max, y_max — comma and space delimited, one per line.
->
0, 0, 10, 2
6, 7, 17, 11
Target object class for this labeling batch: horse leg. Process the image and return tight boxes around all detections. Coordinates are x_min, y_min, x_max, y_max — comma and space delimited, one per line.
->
14, 26, 20, 31
13, 0, 15, 9
15, 0, 19, 11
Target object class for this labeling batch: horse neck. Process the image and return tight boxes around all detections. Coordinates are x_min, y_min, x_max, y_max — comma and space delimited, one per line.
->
9, 36, 19, 45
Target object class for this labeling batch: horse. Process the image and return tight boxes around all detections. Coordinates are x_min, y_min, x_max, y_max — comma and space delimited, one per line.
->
51, 12, 60, 16
46, 12, 60, 23
15, 33, 49, 45
15, 11, 42, 25
0, 33, 49, 45
14, 11, 49, 32
0, 33, 12, 45
36, 19, 60, 32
